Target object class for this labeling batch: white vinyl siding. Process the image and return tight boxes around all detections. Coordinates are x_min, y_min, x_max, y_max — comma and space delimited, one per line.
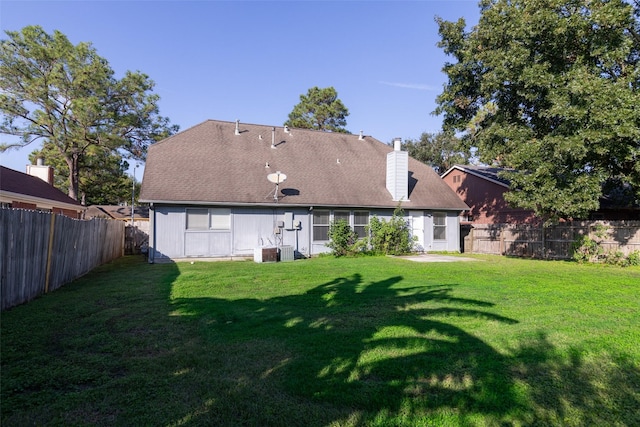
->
152, 206, 460, 259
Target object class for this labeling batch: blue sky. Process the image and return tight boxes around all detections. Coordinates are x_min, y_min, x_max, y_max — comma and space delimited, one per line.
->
0, 0, 480, 178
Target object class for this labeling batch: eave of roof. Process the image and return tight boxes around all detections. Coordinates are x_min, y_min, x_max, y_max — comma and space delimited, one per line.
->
140, 198, 466, 211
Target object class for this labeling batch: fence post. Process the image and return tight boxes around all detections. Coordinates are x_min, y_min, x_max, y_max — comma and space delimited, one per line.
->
44, 213, 56, 293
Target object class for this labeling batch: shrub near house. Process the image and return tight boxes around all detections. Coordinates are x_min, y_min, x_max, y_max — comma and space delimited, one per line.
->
327, 207, 416, 257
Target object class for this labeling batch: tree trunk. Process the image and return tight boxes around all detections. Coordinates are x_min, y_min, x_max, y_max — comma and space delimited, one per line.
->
65, 153, 80, 201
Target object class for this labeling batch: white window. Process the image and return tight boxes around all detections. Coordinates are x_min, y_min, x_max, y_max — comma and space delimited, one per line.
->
313, 210, 330, 241
433, 212, 447, 240
186, 208, 231, 230
186, 208, 209, 230
313, 210, 370, 241
353, 211, 369, 238
333, 210, 350, 224
210, 208, 231, 230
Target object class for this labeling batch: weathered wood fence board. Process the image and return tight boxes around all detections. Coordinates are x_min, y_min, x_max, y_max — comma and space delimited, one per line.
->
1, 208, 125, 310
464, 221, 640, 259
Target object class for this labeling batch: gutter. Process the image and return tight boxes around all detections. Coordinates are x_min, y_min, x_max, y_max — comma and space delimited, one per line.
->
139, 199, 465, 212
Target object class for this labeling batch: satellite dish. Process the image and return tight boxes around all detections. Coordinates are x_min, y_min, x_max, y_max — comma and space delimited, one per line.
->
267, 171, 287, 202
267, 171, 287, 184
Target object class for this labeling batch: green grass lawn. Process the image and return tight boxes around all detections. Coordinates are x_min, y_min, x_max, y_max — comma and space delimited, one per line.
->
2, 255, 639, 426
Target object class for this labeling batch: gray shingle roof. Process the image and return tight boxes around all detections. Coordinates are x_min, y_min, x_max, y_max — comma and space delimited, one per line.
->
85, 205, 149, 220
140, 120, 469, 210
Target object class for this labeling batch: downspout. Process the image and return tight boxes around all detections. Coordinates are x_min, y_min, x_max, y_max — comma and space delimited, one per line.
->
148, 203, 155, 264
308, 206, 313, 258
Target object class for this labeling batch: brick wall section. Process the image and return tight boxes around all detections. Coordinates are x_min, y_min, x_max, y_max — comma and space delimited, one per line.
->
8, 202, 82, 219
11, 201, 37, 210
442, 170, 538, 224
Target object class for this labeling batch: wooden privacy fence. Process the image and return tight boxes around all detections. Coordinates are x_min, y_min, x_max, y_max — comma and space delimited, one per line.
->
1, 208, 125, 310
463, 221, 640, 259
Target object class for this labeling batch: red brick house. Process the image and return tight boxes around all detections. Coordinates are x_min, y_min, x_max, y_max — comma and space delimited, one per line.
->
0, 166, 84, 219
441, 165, 538, 224
442, 165, 640, 224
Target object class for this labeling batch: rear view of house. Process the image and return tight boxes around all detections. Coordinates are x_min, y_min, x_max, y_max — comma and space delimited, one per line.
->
140, 120, 469, 261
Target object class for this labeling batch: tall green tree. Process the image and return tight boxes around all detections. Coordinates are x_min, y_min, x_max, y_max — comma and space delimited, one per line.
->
403, 132, 471, 173
285, 86, 350, 133
0, 26, 178, 201
28, 144, 136, 206
435, 0, 640, 222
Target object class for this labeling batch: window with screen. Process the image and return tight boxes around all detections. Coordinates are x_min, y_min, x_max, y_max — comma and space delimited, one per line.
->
210, 208, 231, 230
313, 210, 330, 241
353, 211, 369, 238
433, 212, 447, 240
333, 210, 350, 225
186, 208, 231, 230
186, 208, 209, 230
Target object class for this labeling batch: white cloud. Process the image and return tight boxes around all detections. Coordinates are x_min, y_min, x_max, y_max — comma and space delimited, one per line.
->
379, 81, 438, 91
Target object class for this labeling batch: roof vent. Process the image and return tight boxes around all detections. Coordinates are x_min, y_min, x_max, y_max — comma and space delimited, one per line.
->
359, 130, 364, 140
271, 127, 276, 149
235, 119, 240, 136
284, 125, 290, 133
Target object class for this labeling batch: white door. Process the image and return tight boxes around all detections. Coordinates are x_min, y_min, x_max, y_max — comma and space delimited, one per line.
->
409, 211, 425, 252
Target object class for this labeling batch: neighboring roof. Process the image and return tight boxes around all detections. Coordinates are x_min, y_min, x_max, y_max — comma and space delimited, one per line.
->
442, 164, 511, 187
0, 166, 83, 210
141, 120, 468, 210
85, 205, 149, 220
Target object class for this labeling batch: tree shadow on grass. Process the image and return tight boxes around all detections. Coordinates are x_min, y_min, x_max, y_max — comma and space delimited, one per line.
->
509, 332, 640, 426
171, 273, 526, 425
170, 270, 640, 426
3, 258, 638, 426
